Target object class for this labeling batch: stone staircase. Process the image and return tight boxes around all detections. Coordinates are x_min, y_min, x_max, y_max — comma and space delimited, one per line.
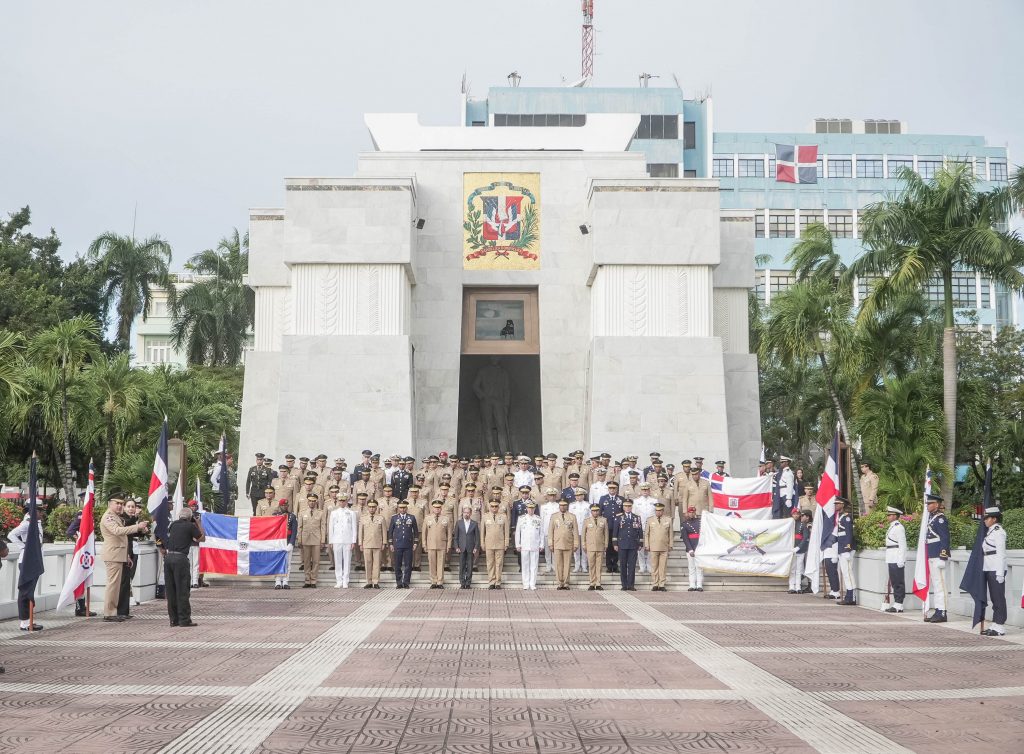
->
287, 544, 787, 591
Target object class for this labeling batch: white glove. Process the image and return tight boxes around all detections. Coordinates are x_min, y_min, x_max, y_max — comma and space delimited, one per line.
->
792, 547, 799, 553
897, 562, 905, 569
936, 559, 946, 570
996, 574, 1005, 584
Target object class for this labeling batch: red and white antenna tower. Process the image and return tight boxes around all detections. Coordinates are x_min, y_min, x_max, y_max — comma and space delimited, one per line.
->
581, 0, 594, 78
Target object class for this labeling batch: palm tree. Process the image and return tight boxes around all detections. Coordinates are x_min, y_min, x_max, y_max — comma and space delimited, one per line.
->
170, 229, 252, 366
0, 330, 26, 404
27, 316, 100, 503
758, 278, 866, 511
88, 232, 173, 345
82, 353, 147, 501
848, 164, 1024, 480
788, 223, 847, 284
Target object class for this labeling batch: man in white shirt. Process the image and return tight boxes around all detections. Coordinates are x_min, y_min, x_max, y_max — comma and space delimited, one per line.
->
328, 495, 359, 588
631, 483, 658, 574
589, 467, 609, 506
619, 456, 639, 489
538, 488, 560, 574
8, 510, 45, 631
882, 506, 907, 613
568, 487, 590, 573
514, 501, 543, 590
513, 456, 535, 489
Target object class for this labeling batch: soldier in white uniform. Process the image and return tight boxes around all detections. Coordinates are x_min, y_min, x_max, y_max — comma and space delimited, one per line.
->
515, 501, 543, 590
981, 505, 1008, 636
569, 487, 590, 573
588, 467, 609, 504
328, 494, 359, 588
538, 489, 560, 574
632, 483, 657, 574
882, 506, 907, 613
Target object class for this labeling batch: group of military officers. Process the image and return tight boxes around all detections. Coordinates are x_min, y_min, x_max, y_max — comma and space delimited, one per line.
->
243, 449, 718, 590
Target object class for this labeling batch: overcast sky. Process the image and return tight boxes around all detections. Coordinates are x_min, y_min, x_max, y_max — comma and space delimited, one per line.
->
3, 0, 1021, 267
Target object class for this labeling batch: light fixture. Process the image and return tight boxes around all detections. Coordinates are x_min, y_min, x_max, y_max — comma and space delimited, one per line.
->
579, 224, 590, 235
414, 218, 426, 230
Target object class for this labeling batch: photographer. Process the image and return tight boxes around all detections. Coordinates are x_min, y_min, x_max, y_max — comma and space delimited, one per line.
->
162, 507, 205, 627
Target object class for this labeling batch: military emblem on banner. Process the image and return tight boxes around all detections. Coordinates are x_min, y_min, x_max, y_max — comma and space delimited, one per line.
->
463, 172, 541, 270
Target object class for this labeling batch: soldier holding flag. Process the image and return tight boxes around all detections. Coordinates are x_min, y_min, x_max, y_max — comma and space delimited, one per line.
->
9, 454, 45, 631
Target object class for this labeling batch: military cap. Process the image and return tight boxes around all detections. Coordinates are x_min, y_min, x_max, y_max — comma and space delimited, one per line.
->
568, 472, 580, 479
397, 500, 409, 507
255, 452, 265, 459
489, 499, 499, 505
681, 459, 692, 466
622, 499, 633, 506
361, 449, 373, 456
431, 500, 443, 508
544, 487, 557, 495
264, 486, 275, 493
439, 451, 449, 458
925, 493, 943, 503
383, 484, 393, 490
526, 501, 537, 508
574, 487, 587, 495
306, 493, 319, 500
639, 482, 650, 490
800, 509, 812, 518
504, 472, 515, 478
652, 458, 663, 464
285, 454, 296, 460
657, 474, 668, 480
693, 456, 704, 462
299, 456, 310, 462
304, 472, 317, 479
465, 483, 477, 489
360, 468, 370, 475
628, 469, 639, 476
654, 502, 665, 509
600, 452, 611, 459
595, 467, 607, 474
356, 492, 368, 498
534, 471, 545, 478
416, 473, 425, 479
428, 454, 440, 461
886, 506, 903, 515
338, 492, 350, 500
265, 458, 273, 464
649, 451, 661, 458
278, 464, 289, 470
328, 484, 340, 491
778, 455, 791, 463
984, 505, 1001, 518
518, 485, 532, 492
606, 480, 618, 487
573, 449, 585, 456
590, 503, 601, 510
370, 454, 380, 461
835, 496, 849, 507
367, 500, 378, 507
715, 460, 726, 466
687, 506, 696, 512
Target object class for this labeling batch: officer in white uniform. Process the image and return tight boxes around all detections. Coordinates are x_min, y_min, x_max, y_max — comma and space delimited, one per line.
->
515, 501, 543, 590
631, 484, 657, 574
588, 467, 609, 504
778, 456, 795, 518
328, 494, 359, 588
539, 489, 560, 574
569, 487, 590, 573
882, 506, 907, 613
981, 505, 1008, 636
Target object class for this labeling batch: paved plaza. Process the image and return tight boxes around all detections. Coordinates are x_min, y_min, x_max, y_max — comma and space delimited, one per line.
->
1, 586, 1022, 753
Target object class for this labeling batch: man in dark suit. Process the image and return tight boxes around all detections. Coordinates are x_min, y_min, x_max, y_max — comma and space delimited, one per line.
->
453, 503, 480, 589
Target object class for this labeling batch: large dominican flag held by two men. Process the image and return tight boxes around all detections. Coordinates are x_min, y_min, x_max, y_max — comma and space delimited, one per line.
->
711, 474, 772, 519
775, 144, 818, 184
199, 513, 289, 576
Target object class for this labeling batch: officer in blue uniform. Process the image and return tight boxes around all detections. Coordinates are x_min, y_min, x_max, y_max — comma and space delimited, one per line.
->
836, 498, 857, 605
924, 493, 951, 622
612, 499, 643, 590
599, 482, 625, 573
391, 457, 413, 501
561, 473, 582, 503
388, 500, 419, 588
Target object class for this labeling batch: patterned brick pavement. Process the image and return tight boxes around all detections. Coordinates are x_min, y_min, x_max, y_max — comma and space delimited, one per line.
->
0, 585, 1021, 753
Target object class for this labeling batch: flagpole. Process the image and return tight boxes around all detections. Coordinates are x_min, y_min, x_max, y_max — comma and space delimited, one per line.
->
29, 451, 36, 632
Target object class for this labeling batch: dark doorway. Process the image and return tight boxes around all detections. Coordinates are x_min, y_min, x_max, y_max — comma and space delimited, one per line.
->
457, 355, 542, 457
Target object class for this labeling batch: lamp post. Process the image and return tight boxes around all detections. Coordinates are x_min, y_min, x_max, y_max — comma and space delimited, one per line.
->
168, 432, 187, 491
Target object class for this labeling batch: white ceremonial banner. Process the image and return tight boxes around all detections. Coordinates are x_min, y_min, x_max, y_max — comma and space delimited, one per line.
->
694, 512, 795, 577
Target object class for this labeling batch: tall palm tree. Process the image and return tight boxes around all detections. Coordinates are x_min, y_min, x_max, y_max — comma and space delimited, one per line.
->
847, 164, 1024, 480
88, 232, 173, 345
758, 278, 866, 511
170, 229, 252, 366
27, 316, 100, 503
82, 353, 147, 501
788, 222, 847, 284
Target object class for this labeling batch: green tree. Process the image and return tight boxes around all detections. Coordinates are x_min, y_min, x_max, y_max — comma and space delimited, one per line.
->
88, 232, 174, 345
848, 165, 1024, 480
27, 316, 101, 503
170, 229, 252, 366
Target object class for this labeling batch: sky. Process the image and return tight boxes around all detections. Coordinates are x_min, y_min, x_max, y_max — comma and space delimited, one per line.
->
2, 0, 1021, 268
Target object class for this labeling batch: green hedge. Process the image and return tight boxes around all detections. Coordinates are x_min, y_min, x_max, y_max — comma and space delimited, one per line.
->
854, 509, 981, 551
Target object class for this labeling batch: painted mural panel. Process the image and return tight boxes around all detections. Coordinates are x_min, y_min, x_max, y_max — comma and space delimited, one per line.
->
463, 172, 540, 270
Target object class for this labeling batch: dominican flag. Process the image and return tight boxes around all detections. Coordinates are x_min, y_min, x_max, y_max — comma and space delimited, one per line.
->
912, 466, 933, 610
804, 432, 840, 592
57, 460, 98, 610
18, 454, 45, 593
215, 432, 231, 512
148, 418, 170, 542
959, 461, 992, 627
199, 513, 289, 576
711, 474, 771, 519
775, 144, 818, 184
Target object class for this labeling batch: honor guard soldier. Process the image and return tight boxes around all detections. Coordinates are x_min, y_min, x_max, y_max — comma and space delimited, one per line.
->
980, 506, 1008, 636
273, 500, 297, 589
682, 507, 704, 591
482, 499, 510, 589
245, 453, 273, 515
515, 501, 543, 590
924, 493, 950, 622
297, 494, 326, 588
836, 498, 857, 605
599, 482, 625, 573
388, 500, 419, 588
644, 502, 673, 591
788, 507, 809, 594
583, 503, 609, 590
548, 497, 580, 590
612, 499, 643, 591
423, 501, 452, 589
883, 506, 907, 613
359, 501, 386, 588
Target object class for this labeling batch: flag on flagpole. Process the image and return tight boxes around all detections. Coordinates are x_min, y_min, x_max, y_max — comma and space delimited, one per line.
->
171, 473, 185, 521
148, 418, 170, 542
18, 454, 45, 592
775, 144, 818, 184
911, 466, 933, 611
959, 461, 992, 627
57, 460, 97, 610
804, 432, 839, 592
195, 477, 206, 513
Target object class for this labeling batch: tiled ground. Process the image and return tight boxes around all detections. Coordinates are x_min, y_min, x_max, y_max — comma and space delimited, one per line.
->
1, 584, 1022, 753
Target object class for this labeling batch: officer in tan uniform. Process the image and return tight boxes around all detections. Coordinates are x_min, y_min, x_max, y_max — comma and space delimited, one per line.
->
100, 495, 149, 622
352, 469, 378, 503
644, 502, 673, 591
406, 486, 427, 571
358, 500, 386, 588
583, 503, 609, 590
621, 470, 643, 501
255, 487, 277, 517
687, 467, 712, 515
297, 493, 326, 587
859, 463, 879, 514
481, 499, 509, 589
422, 500, 452, 588
272, 464, 297, 511
376, 485, 399, 571
548, 498, 580, 589
294, 475, 324, 516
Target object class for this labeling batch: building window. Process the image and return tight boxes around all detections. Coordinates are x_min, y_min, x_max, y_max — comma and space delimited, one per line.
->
683, 121, 696, 149
647, 163, 679, 178
755, 214, 765, 238
816, 158, 824, 178
472, 121, 485, 127
738, 158, 765, 177
683, 169, 697, 178
827, 158, 852, 178
949, 159, 973, 175
149, 299, 168, 317
634, 114, 679, 140
768, 158, 776, 178
856, 158, 884, 178
755, 270, 767, 303
712, 158, 734, 177
990, 161, 1008, 181
981, 276, 992, 308
950, 271, 977, 308
976, 158, 987, 179
144, 337, 172, 364
887, 156, 913, 178
494, 113, 586, 127
800, 212, 824, 233
857, 273, 882, 302
918, 158, 942, 179
828, 212, 853, 238
770, 270, 795, 297
769, 213, 795, 238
